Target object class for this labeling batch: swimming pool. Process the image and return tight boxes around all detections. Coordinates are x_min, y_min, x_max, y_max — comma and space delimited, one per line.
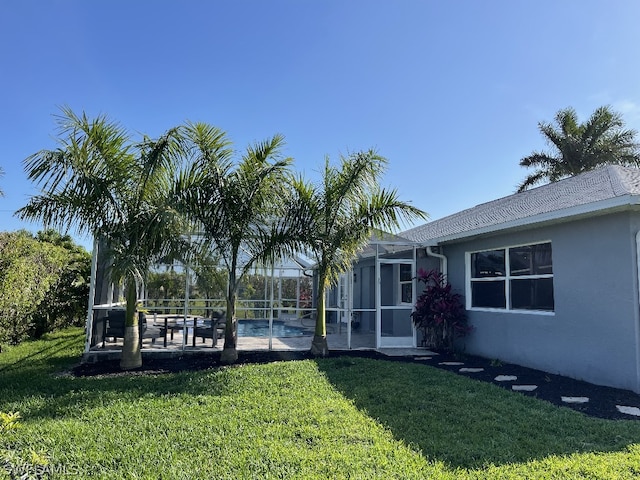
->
238, 319, 309, 337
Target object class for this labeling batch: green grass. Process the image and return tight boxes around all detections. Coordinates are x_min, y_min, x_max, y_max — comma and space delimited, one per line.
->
1, 329, 640, 479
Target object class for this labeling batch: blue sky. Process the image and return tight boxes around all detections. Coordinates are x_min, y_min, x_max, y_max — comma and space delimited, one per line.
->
2, 1, 640, 250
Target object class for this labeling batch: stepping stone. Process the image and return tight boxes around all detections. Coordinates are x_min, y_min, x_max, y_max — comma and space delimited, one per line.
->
414, 357, 432, 361
459, 368, 484, 373
616, 405, 640, 416
512, 385, 538, 392
494, 375, 518, 382
439, 361, 464, 366
561, 396, 589, 404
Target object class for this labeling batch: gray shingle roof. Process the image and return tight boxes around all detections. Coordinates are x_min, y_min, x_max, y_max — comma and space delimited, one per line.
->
402, 165, 640, 245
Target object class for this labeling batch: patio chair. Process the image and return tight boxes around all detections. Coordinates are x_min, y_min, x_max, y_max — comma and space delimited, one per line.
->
194, 311, 226, 346
102, 310, 167, 347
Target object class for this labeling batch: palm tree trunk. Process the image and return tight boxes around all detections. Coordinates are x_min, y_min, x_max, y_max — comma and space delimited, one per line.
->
310, 273, 329, 356
221, 268, 238, 364
120, 279, 142, 370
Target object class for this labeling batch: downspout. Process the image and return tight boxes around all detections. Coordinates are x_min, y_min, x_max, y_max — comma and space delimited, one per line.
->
426, 246, 448, 279
635, 232, 640, 393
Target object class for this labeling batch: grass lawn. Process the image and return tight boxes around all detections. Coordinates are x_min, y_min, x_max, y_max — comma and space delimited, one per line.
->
1, 329, 640, 479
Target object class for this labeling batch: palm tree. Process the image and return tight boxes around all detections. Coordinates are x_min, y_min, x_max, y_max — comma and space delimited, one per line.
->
517, 106, 640, 192
180, 123, 298, 363
0, 166, 4, 197
17, 108, 188, 369
291, 150, 427, 356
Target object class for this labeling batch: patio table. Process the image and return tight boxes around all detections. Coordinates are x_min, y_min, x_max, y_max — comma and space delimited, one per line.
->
153, 314, 206, 347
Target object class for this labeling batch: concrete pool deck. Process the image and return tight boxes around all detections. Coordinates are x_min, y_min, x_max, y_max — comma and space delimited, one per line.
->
85, 325, 432, 362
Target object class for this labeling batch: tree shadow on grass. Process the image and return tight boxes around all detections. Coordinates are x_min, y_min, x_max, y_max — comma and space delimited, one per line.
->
0, 350, 314, 422
0, 332, 82, 374
314, 355, 640, 470
4, 344, 640, 472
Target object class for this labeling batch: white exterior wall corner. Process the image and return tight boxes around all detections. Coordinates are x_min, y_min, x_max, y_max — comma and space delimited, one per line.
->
629, 215, 640, 393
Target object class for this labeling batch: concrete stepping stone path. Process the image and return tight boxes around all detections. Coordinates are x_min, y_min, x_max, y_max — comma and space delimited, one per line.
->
512, 385, 538, 392
561, 396, 589, 404
616, 405, 640, 416
404, 352, 640, 418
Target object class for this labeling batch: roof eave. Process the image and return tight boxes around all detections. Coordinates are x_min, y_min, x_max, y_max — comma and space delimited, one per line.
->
423, 194, 640, 245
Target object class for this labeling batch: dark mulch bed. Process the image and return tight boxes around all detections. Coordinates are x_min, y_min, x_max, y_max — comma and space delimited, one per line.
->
73, 350, 315, 377
73, 349, 640, 421
422, 351, 640, 421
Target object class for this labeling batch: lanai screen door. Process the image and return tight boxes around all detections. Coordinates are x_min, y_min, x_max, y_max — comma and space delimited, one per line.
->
375, 246, 417, 348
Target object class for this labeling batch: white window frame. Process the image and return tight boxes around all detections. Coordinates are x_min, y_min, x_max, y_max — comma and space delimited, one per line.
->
398, 263, 414, 306
465, 241, 554, 316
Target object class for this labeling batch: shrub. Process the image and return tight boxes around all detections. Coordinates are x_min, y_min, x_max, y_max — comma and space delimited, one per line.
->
411, 268, 471, 352
0, 231, 66, 345
0, 411, 20, 435
31, 231, 91, 337
0, 230, 90, 346
0, 411, 50, 479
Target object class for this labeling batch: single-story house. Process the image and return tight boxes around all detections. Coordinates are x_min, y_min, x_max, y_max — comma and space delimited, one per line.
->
82, 162, 640, 394
398, 165, 640, 393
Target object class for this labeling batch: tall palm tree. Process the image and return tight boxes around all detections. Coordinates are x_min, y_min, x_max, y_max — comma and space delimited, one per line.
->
17, 108, 188, 369
180, 123, 299, 363
517, 106, 640, 192
291, 150, 427, 356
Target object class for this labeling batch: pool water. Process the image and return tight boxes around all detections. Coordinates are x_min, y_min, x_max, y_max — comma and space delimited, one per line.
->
238, 319, 308, 337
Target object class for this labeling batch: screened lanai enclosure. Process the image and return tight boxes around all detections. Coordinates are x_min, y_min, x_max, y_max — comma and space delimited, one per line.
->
345, 239, 439, 349
84, 236, 432, 357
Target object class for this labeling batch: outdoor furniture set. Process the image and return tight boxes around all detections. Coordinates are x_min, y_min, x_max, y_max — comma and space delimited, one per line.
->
101, 310, 226, 348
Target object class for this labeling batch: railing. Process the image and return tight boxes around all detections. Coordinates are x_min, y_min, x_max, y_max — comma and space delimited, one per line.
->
140, 298, 312, 320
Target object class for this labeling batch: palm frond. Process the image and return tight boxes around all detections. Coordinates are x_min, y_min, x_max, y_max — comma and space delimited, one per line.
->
517, 105, 640, 192
518, 152, 556, 169
555, 108, 579, 137
299, 150, 426, 288
19, 107, 197, 295
516, 170, 551, 192
181, 122, 233, 170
